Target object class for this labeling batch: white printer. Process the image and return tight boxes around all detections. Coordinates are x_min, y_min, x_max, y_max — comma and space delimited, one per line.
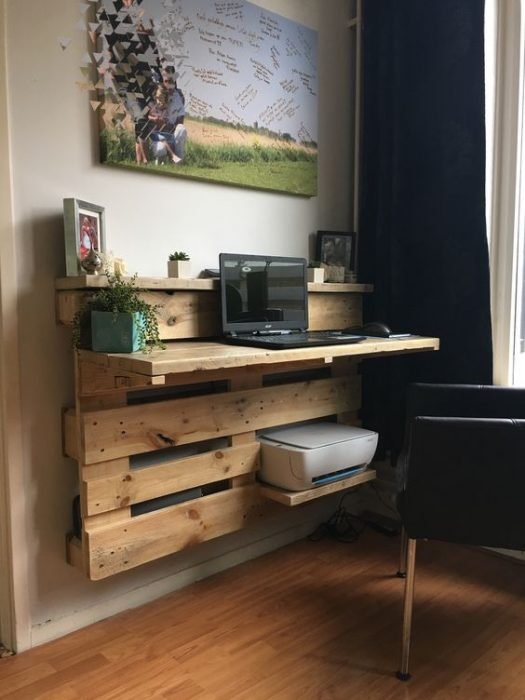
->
258, 422, 378, 491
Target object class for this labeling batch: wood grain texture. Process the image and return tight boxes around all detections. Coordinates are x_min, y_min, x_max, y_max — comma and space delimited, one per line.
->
308, 292, 362, 331
55, 276, 372, 293
85, 484, 264, 579
77, 356, 329, 396
259, 468, 376, 506
227, 375, 262, 487
78, 337, 440, 378
6, 534, 525, 699
83, 444, 260, 516
308, 282, 373, 292
78, 360, 166, 395
55, 276, 218, 290
57, 290, 220, 340
80, 375, 360, 464
56, 281, 371, 340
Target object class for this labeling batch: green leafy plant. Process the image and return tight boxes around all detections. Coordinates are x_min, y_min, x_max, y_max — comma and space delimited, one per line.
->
168, 251, 190, 261
72, 273, 164, 352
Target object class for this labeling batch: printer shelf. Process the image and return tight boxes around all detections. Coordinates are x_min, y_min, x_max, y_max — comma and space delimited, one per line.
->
259, 468, 376, 506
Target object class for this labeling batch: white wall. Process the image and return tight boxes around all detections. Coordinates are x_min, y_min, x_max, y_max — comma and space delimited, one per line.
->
4, 0, 354, 649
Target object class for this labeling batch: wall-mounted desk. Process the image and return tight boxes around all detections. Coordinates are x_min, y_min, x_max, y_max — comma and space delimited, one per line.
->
57, 277, 439, 580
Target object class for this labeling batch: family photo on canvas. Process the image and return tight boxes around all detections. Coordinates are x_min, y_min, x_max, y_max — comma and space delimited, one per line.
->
94, 0, 318, 195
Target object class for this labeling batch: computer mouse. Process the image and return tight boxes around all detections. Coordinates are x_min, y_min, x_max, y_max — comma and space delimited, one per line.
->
362, 321, 392, 338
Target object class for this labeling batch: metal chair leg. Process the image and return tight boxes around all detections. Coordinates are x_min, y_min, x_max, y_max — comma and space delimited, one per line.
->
396, 526, 408, 577
396, 537, 416, 681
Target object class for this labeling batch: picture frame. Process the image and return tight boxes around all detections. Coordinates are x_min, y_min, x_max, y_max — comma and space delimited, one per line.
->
316, 231, 357, 282
63, 199, 106, 276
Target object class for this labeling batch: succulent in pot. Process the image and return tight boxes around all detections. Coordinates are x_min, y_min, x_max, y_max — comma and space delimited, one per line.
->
72, 272, 164, 353
167, 251, 191, 278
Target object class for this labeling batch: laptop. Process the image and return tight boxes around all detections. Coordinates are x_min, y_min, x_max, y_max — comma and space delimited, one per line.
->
219, 253, 366, 349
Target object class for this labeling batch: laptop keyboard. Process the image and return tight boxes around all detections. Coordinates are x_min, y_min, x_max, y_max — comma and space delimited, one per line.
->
256, 332, 347, 345
228, 331, 366, 348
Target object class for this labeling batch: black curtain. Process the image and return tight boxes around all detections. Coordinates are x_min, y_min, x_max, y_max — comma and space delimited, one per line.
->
359, 0, 493, 458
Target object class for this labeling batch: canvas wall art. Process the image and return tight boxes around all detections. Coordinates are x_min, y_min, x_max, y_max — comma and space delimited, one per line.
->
94, 0, 318, 196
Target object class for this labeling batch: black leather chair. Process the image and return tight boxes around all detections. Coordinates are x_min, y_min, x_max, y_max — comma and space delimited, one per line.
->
395, 383, 525, 680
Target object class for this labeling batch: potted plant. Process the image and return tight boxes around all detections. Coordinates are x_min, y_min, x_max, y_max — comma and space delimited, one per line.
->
307, 261, 325, 283
168, 251, 191, 278
72, 273, 164, 353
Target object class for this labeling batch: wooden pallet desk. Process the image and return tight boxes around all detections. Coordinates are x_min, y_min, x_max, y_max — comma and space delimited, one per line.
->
57, 277, 439, 580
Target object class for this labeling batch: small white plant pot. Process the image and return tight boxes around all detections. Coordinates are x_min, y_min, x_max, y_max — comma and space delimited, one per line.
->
307, 267, 325, 283
167, 260, 192, 278
322, 265, 345, 283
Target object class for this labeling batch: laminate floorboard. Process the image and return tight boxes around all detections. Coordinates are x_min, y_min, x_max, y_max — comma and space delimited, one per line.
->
2, 531, 525, 699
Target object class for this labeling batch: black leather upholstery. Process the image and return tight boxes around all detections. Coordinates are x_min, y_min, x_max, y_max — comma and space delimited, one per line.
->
398, 383, 525, 550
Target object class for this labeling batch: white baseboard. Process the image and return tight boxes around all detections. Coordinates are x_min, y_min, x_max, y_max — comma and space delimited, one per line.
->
30, 519, 319, 648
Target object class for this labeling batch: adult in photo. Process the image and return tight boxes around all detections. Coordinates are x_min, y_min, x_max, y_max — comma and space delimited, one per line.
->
322, 236, 347, 268
163, 68, 188, 162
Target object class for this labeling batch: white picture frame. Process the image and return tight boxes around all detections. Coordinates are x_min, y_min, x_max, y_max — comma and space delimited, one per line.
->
63, 199, 106, 276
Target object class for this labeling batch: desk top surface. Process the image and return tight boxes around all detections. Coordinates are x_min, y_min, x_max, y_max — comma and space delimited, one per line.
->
79, 335, 439, 377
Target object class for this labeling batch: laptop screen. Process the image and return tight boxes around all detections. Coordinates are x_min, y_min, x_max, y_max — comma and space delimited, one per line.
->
219, 253, 308, 334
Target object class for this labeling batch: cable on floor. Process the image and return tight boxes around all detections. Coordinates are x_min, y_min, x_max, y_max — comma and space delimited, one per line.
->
308, 492, 367, 543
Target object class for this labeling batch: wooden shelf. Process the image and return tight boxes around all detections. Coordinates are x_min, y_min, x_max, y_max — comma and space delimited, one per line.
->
55, 275, 218, 291
55, 275, 373, 294
259, 468, 377, 506
308, 282, 373, 293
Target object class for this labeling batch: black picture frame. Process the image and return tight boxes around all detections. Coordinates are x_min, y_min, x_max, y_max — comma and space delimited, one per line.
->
316, 231, 356, 281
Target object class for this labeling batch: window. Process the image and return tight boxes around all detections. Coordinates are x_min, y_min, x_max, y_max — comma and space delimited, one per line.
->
514, 180, 525, 384
486, 0, 525, 386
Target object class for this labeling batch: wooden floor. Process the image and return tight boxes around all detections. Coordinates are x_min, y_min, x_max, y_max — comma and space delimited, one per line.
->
2, 531, 525, 699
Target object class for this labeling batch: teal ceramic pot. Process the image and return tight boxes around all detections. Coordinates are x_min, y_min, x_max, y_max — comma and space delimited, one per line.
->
91, 311, 143, 353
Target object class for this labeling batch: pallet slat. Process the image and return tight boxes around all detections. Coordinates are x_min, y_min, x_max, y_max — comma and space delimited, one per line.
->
76, 356, 332, 396
56, 286, 368, 340
259, 469, 377, 506
79, 360, 166, 394
83, 443, 260, 515
81, 375, 360, 464
308, 293, 362, 331
58, 291, 220, 340
85, 484, 263, 579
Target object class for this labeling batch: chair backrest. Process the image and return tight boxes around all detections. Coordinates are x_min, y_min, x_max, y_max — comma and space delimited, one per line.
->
398, 384, 525, 550
406, 383, 525, 422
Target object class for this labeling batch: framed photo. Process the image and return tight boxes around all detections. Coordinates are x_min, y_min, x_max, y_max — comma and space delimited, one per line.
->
316, 231, 356, 282
63, 199, 106, 276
